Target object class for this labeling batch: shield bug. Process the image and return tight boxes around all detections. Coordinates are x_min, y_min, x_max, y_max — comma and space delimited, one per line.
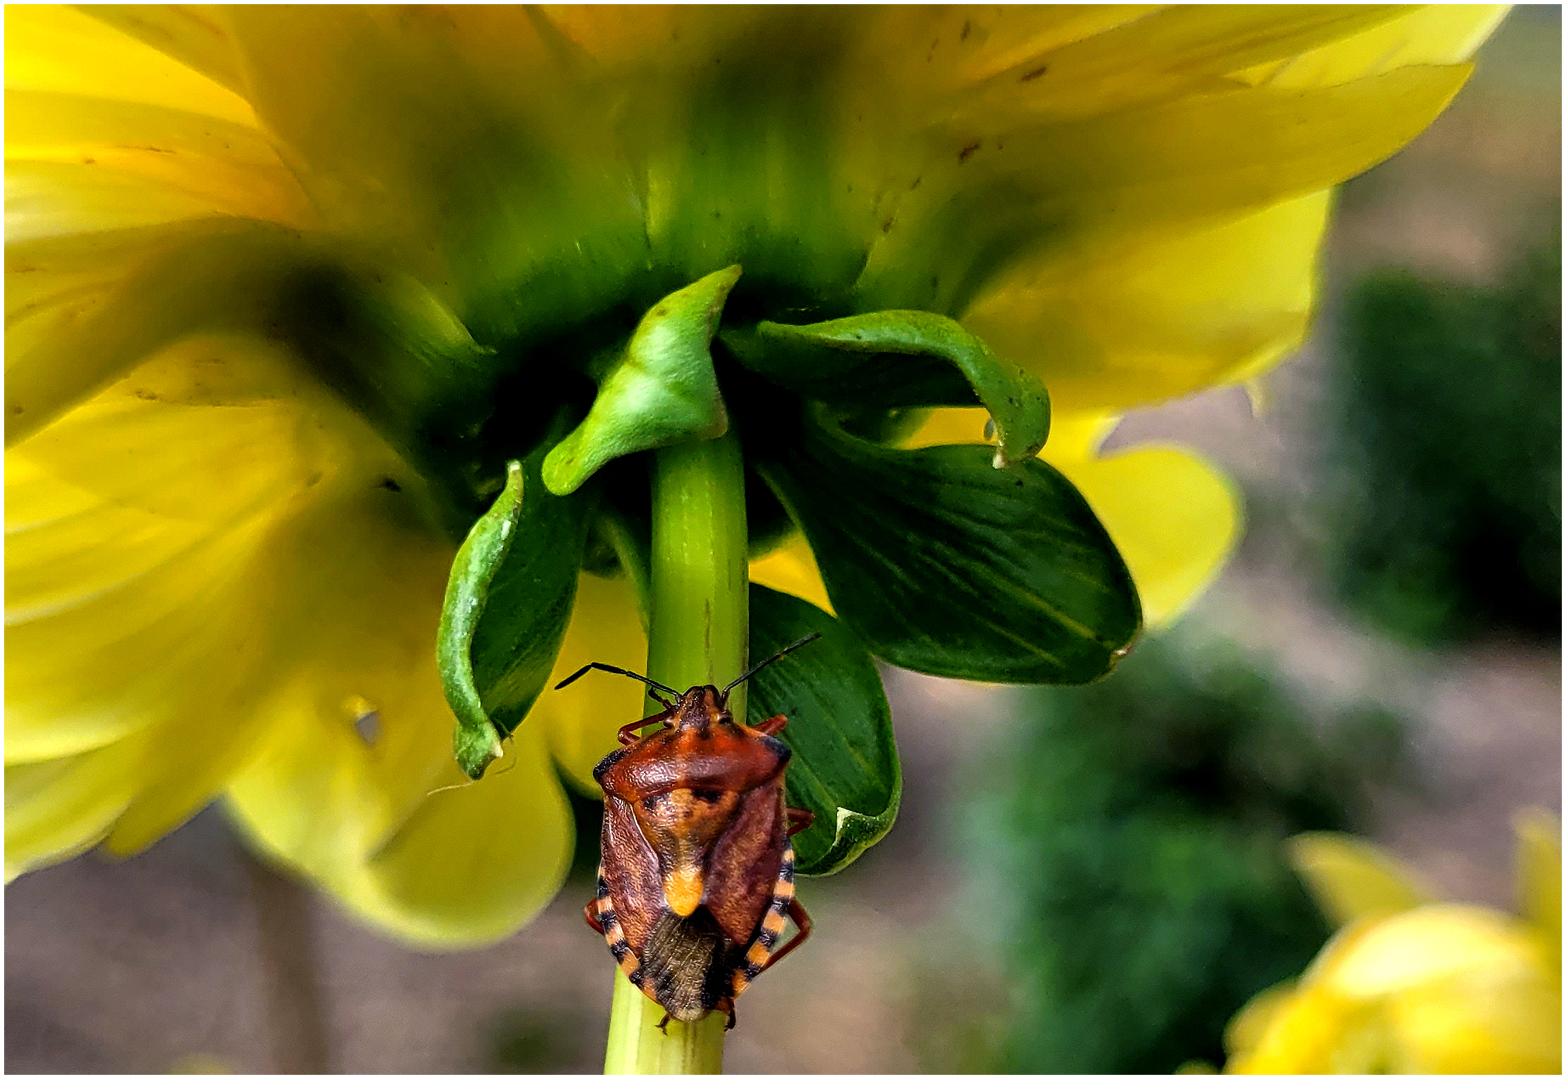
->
555, 634, 821, 1030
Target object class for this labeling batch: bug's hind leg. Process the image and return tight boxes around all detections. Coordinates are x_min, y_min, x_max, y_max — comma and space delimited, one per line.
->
583, 898, 604, 935
785, 807, 814, 836
760, 898, 813, 972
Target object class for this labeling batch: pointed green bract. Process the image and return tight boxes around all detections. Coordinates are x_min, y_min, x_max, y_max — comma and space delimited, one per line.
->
543, 266, 743, 495
438, 460, 525, 779
723, 310, 1051, 465
756, 418, 1141, 684
439, 437, 596, 779
748, 585, 899, 875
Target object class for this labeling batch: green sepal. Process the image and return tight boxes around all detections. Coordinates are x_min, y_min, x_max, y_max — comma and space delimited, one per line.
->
755, 417, 1141, 684
748, 585, 900, 876
438, 460, 524, 778
542, 266, 742, 495
722, 310, 1050, 465
438, 437, 596, 779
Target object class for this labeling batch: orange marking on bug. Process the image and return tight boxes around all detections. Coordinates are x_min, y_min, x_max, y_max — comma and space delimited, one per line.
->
663, 863, 704, 917
761, 911, 786, 934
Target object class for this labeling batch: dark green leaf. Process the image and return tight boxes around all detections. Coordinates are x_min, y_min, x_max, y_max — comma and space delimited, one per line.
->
722, 310, 1050, 465
748, 585, 899, 876
438, 438, 595, 778
542, 266, 741, 495
756, 418, 1140, 684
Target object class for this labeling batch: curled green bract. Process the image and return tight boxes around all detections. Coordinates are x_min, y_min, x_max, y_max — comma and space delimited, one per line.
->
438, 459, 524, 779
723, 310, 1052, 466
542, 265, 742, 496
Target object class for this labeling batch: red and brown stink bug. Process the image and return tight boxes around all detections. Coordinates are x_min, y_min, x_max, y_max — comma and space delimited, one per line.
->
554, 635, 821, 1030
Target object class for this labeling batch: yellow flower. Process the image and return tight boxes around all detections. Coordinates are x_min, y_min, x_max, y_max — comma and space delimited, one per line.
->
5, 7, 1505, 944
1224, 814, 1562, 1074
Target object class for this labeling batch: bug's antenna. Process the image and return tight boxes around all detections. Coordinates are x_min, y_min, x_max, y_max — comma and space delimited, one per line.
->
555, 662, 679, 706
722, 633, 823, 695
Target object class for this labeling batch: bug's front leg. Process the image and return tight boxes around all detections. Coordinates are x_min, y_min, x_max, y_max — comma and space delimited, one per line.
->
617, 713, 671, 744
786, 807, 814, 836
751, 713, 788, 736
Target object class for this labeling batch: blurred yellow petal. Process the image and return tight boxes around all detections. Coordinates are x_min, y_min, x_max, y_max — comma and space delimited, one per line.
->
962, 192, 1330, 413
222, 467, 575, 946
6, 743, 137, 880
4, 5, 255, 125
534, 570, 650, 794
861, 62, 1470, 318
6, 380, 317, 766
907, 407, 1237, 626
1224, 980, 1297, 1058
1514, 811, 1562, 964
1318, 905, 1546, 999
1225, 984, 1379, 1074
231, 720, 571, 950
1287, 833, 1436, 928
81, 5, 249, 98
1238, 6, 1509, 90
6, 91, 312, 237
1387, 962, 1562, 1074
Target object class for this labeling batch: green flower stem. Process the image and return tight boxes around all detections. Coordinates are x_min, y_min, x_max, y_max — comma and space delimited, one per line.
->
602, 429, 749, 1075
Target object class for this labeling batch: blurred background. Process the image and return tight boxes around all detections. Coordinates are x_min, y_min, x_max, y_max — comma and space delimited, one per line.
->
6, 9, 1560, 1073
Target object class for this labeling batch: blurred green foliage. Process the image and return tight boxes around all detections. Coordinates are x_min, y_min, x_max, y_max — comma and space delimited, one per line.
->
914, 635, 1406, 1074
1325, 232, 1562, 643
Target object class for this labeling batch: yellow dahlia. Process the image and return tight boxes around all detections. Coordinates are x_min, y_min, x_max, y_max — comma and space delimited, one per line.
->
6, 6, 1505, 947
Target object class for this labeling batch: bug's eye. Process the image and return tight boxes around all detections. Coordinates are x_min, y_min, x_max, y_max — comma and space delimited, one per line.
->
690, 789, 724, 805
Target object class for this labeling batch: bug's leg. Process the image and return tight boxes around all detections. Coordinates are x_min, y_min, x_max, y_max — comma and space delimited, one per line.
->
583, 898, 604, 935
656, 1013, 672, 1033
759, 898, 813, 972
785, 807, 815, 837
713, 998, 736, 1031
751, 713, 788, 736
617, 712, 672, 744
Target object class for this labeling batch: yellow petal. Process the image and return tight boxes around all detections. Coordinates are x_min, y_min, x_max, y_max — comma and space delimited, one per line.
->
81, 5, 250, 98
6, 90, 312, 236
1052, 439, 1239, 628
230, 722, 572, 950
6, 383, 317, 765
858, 63, 1471, 316
906, 407, 1238, 626
223, 463, 574, 946
5, 5, 255, 125
1514, 810, 1562, 967
1237, 6, 1510, 90
1224, 983, 1379, 1074
6, 743, 136, 879
1224, 980, 1298, 1059
961, 192, 1330, 413
1287, 833, 1436, 928
1385, 962, 1562, 1074
750, 533, 834, 616
1319, 905, 1548, 1000
534, 570, 651, 794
